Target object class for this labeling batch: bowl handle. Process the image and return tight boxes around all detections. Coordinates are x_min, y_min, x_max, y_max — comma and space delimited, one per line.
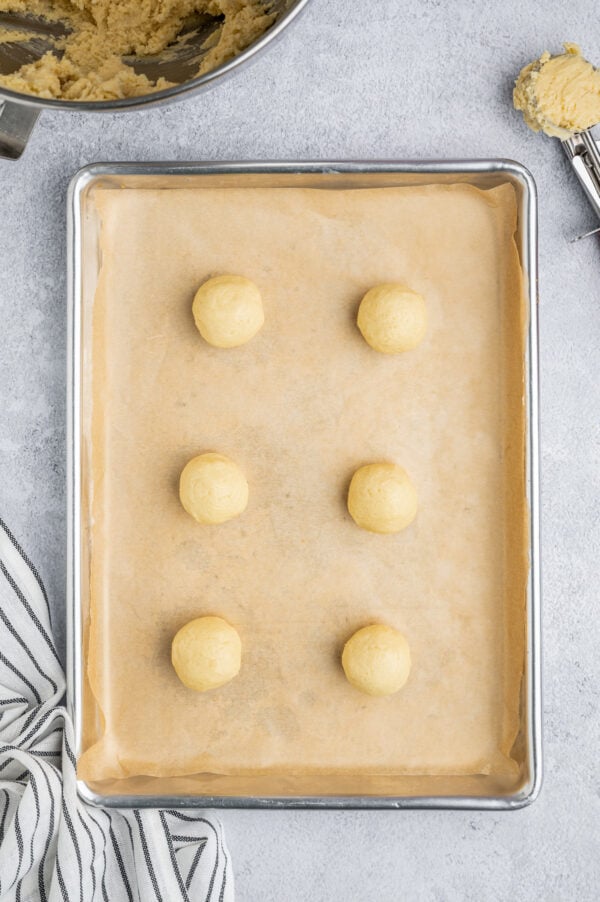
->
0, 100, 40, 160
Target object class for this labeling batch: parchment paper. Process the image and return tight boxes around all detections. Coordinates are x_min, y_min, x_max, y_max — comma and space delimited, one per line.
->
78, 181, 527, 789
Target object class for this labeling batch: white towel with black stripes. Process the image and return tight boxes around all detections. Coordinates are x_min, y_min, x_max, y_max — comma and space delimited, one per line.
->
0, 518, 234, 902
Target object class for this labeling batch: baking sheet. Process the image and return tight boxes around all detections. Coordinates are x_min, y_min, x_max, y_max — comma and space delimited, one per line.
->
77, 176, 528, 795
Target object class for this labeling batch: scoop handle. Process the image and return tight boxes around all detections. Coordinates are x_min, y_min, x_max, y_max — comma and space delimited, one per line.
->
0, 99, 39, 160
563, 130, 600, 222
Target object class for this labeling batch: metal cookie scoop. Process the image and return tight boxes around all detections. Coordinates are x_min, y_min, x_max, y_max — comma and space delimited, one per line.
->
562, 127, 600, 239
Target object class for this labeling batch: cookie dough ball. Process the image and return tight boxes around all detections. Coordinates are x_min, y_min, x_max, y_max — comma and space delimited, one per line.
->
179, 453, 248, 525
357, 283, 427, 354
192, 274, 264, 348
347, 462, 417, 534
172, 616, 241, 692
342, 624, 411, 696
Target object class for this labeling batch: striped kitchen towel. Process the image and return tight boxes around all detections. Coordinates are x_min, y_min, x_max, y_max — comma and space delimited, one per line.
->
0, 518, 234, 902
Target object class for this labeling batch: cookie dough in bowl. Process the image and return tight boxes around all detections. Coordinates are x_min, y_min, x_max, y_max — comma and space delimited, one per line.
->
0, 0, 277, 101
342, 624, 411, 697
179, 452, 248, 524
357, 283, 427, 354
192, 274, 264, 348
347, 462, 418, 534
172, 616, 242, 692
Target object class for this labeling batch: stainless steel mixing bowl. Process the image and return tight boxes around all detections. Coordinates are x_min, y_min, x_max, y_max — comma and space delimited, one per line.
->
0, 0, 309, 160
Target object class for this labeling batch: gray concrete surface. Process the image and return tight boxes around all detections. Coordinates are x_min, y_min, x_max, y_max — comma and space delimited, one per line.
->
1, 0, 599, 898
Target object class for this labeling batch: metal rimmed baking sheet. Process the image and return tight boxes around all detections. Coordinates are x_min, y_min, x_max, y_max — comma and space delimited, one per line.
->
66, 161, 541, 809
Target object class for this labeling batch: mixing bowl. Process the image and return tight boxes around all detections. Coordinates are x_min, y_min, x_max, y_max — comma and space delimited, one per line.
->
0, 0, 309, 160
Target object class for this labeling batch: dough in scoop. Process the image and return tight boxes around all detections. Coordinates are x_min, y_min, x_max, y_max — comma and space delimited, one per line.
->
513, 43, 600, 138
179, 453, 248, 524
193, 274, 264, 348
342, 624, 411, 696
347, 462, 417, 534
357, 283, 427, 354
172, 616, 241, 692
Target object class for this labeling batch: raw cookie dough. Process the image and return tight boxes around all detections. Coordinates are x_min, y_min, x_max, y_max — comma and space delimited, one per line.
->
357, 283, 427, 354
179, 452, 248, 524
342, 624, 411, 697
192, 274, 264, 348
514, 43, 600, 138
0, 0, 274, 101
347, 462, 418, 534
172, 616, 241, 692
